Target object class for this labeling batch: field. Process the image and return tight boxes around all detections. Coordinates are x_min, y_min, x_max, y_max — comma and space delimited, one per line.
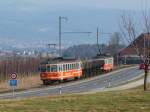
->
0, 74, 42, 93
0, 85, 150, 112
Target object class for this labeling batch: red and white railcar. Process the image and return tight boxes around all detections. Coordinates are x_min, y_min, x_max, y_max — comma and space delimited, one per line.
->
40, 58, 82, 85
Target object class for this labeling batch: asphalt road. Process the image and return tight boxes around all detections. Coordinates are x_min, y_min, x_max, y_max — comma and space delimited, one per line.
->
0, 67, 144, 99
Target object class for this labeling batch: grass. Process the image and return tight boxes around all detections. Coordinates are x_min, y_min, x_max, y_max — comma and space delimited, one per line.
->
0, 85, 150, 112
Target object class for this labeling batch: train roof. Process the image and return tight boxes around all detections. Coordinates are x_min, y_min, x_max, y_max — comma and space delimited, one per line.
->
94, 54, 113, 59
40, 57, 81, 65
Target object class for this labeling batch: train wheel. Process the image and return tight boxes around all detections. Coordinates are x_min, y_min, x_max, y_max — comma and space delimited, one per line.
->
74, 76, 80, 80
58, 79, 63, 83
43, 80, 49, 85
43, 80, 53, 85
63, 79, 68, 82
74, 77, 78, 80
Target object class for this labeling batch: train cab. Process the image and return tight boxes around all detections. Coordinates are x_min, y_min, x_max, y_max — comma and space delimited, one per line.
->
103, 57, 114, 71
39, 58, 82, 85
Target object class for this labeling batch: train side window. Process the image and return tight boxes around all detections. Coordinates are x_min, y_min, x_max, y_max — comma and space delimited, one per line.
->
58, 65, 61, 72
67, 64, 68, 71
70, 64, 72, 70
68, 64, 70, 70
77, 63, 79, 69
74, 63, 76, 69
105, 60, 108, 64
70, 64, 71, 70
65, 64, 67, 71
110, 59, 111, 64
108, 59, 110, 64
72, 63, 73, 69
108, 59, 113, 64
72, 63, 74, 69
63, 64, 65, 71
75, 63, 77, 69
76, 63, 78, 69
50, 65, 57, 72
66, 64, 68, 71
79, 62, 81, 69
69, 64, 70, 70
57, 65, 59, 72
60, 64, 63, 71
72, 64, 73, 69
110, 59, 113, 64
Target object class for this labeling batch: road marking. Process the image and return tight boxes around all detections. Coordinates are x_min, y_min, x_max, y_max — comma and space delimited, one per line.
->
39, 92, 49, 96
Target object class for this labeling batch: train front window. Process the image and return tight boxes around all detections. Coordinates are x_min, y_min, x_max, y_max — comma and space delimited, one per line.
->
40, 66, 46, 72
47, 66, 50, 72
50, 65, 57, 72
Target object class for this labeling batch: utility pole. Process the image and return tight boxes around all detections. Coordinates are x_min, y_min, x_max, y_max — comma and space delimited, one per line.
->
59, 16, 68, 57
97, 27, 101, 55
59, 16, 92, 57
96, 27, 112, 55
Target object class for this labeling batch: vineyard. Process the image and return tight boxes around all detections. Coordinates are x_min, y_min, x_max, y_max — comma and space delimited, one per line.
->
0, 57, 41, 82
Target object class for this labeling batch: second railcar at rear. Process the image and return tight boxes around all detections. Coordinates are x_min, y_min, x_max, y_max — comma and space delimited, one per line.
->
82, 56, 114, 77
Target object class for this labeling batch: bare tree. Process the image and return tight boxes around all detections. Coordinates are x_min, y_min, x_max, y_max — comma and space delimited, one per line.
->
109, 32, 121, 46
108, 32, 125, 56
120, 12, 150, 91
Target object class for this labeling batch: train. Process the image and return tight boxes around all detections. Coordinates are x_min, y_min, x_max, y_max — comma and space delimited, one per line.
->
39, 55, 114, 85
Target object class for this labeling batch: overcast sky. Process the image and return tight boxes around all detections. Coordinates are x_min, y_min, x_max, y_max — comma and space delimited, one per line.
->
0, 0, 149, 11
0, 0, 149, 48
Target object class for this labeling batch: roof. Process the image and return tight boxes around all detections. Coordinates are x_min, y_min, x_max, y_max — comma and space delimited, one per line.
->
119, 33, 150, 56
40, 57, 81, 65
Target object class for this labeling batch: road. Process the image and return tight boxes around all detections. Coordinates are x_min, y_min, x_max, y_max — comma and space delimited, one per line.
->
0, 66, 144, 99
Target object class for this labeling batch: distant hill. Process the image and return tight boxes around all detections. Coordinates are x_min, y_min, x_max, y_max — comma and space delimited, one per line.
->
63, 44, 126, 59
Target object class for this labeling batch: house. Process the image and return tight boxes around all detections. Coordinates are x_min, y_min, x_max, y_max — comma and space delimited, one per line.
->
119, 33, 150, 64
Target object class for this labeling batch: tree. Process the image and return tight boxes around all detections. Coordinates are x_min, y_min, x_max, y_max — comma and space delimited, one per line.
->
108, 32, 125, 56
120, 12, 150, 91
109, 32, 121, 46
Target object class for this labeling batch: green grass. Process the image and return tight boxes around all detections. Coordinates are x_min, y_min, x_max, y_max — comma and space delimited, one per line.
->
0, 85, 150, 112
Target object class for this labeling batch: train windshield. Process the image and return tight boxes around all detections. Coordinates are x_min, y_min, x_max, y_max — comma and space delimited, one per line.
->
40, 65, 46, 72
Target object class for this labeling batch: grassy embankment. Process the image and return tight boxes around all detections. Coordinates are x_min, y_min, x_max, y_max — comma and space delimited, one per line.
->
0, 84, 150, 112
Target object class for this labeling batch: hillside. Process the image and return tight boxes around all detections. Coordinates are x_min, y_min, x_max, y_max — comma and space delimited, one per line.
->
63, 44, 125, 59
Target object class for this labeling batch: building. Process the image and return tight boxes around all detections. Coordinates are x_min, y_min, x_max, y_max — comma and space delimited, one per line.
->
119, 33, 150, 64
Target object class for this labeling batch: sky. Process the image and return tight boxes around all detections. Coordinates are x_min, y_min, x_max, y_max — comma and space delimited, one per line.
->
0, 0, 149, 11
0, 0, 149, 48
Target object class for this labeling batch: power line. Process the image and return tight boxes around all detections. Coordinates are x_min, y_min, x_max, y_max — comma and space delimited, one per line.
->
62, 32, 92, 34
